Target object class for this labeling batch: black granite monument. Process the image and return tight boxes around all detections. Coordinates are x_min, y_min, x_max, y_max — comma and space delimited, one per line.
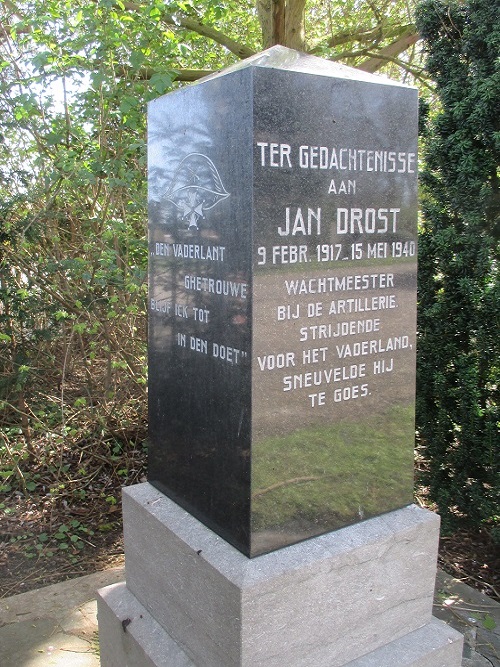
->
148, 46, 418, 557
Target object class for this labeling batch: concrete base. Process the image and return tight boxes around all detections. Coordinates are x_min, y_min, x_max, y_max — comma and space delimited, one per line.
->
97, 482, 463, 667
98, 582, 463, 667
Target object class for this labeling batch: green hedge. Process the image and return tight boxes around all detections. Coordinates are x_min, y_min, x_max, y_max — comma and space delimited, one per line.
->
415, 0, 499, 532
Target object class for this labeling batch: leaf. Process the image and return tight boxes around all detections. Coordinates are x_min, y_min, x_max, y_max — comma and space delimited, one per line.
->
482, 614, 496, 631
130, 51, 145, 69
31, 52, 51, 70
119, 96, 138, 114
149, 72, 173, 94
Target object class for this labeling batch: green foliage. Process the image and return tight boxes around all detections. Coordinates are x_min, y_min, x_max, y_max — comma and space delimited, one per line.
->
1, 1, 152, 471
0, 3, 432, 583
415, 0, 500, 530
0, 1, 426, 499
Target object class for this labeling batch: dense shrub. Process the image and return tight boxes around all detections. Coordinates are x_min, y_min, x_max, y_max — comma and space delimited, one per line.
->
416, 0, 499, 531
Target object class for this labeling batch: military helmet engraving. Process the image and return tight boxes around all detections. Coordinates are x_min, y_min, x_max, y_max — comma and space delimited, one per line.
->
165, 153, 230, 230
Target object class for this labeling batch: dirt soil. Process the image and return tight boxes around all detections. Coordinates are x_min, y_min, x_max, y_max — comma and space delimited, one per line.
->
1, 493, 498, 603
437, 526, 499, 602
0, 492, 126, 598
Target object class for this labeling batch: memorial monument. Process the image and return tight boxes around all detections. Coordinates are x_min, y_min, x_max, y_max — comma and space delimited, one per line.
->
97, 46, 464, 666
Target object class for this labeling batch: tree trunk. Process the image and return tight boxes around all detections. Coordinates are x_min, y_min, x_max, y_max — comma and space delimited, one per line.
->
257, 0, 306, 50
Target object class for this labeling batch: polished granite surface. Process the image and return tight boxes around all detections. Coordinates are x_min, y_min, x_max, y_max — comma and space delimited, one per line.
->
147, 47, 418, 557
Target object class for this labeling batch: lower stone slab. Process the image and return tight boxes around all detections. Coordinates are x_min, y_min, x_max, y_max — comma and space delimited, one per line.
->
98, 581, 463, 667
344, 618, 464, 667
115, 483, 458, 667
97, 582, 194, 667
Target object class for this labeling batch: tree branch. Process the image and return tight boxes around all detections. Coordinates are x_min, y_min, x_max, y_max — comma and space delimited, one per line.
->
130, 66, 215, 82
172, 69, 215, 82
0, 0, 31, 43
3, 0, 255, 60
2, 0, 23, 18
357, 29, 420, 72
121, 1, 255, 59
310, 22, 417, 52
167, 13, 255, 59
356, 52, 431, 88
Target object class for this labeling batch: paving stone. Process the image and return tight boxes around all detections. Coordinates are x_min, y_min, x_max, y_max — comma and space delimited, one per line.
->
0, 563, 498, 666
434, 571, 499, 667
0, 567, 124, 667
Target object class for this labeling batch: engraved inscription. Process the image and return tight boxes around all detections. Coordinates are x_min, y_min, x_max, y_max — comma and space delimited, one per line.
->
253, 135, 416, 410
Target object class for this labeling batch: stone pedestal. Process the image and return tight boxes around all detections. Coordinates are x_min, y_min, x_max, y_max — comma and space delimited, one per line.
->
97, 483, 463, 667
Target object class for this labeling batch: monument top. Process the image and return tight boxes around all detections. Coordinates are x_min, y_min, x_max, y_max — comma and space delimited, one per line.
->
194, 44, 415, 88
